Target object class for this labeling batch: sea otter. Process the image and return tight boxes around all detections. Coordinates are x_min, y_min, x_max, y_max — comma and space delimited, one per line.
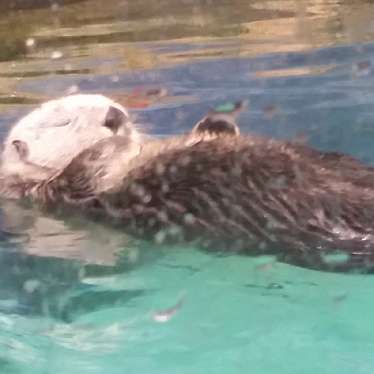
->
6, 127, 373, 273
4, 96, 374, 273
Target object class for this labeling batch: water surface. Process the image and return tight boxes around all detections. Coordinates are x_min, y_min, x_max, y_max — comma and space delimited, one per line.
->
1, 1, 374, 373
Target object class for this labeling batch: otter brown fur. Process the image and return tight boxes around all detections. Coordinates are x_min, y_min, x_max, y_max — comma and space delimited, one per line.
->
12, 131, 374, 273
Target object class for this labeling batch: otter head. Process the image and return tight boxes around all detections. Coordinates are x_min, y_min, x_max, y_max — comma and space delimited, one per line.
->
1, 94, 141, 181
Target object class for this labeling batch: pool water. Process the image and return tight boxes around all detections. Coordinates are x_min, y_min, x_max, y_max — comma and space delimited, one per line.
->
1, 1, 374, 373
2, 247, 374, 374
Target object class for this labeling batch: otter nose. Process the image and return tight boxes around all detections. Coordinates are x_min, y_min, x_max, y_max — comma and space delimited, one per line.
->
103, 106, 128, 134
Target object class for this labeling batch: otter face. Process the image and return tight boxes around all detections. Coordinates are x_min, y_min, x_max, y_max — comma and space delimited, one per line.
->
1, 94, 141, 179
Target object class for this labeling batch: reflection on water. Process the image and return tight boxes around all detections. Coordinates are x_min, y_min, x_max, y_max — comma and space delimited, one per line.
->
2, 0, 374, 373
1, 0, 374, 108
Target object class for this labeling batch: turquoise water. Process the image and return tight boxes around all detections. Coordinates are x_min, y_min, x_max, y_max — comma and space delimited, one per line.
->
2, 0, 374, 373
2, 247, 374, 374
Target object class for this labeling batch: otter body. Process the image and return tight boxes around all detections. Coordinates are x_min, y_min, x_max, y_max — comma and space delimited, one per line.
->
4, 97, 374, 272
22, 133, 374, 272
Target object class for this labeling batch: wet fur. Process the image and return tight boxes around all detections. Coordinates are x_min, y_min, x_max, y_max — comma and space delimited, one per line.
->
3, 98, 374, 273
25, 133, 374, 273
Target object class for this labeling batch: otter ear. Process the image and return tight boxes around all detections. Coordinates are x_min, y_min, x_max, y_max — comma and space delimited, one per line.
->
103, 106, 128, 134
11, 140, 29, 161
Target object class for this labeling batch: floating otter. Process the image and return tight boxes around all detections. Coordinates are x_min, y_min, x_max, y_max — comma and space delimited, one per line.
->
6, 127, 374, 273
3, 97, 374, 273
